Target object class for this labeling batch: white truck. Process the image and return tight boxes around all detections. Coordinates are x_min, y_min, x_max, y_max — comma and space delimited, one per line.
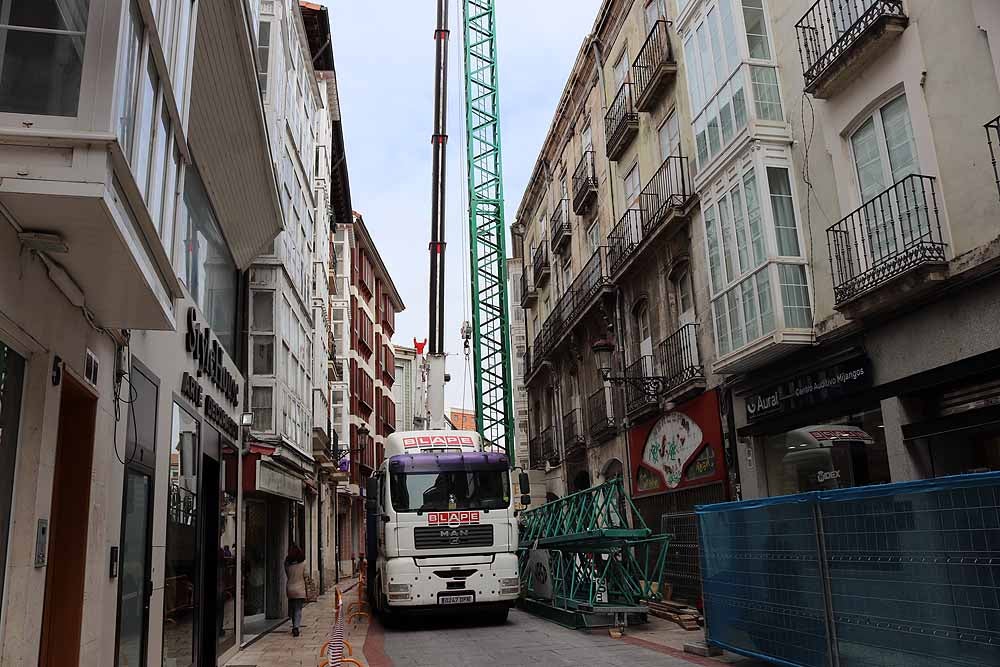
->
365, 430, 530, 623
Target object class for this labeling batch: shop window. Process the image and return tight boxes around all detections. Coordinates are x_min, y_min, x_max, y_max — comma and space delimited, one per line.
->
762, 409, 890, 495
163, 403, 199, 665
0, 0, 89, 116
0, 343, 25, 619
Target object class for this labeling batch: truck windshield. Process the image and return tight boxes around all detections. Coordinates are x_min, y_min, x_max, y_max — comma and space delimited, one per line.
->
390, 470, 511, 512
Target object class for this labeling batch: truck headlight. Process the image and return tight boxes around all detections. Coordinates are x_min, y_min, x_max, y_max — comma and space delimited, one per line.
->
388, 583, 412, 600
500, 577, 520, 594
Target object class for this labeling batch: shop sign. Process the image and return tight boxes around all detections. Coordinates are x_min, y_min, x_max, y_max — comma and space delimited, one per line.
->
744, 357, 872, 424
181, 372, 240, 441
630, 390, 725, 498
185, 307, 239, 407
256, 461, 303, 501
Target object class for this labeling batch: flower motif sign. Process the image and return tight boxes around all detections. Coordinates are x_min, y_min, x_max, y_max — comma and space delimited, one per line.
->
641, 411, 704, 489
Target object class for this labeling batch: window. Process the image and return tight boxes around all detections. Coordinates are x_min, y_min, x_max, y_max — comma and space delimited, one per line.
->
851, 95, 918, 200
718, 193, 736, 283
778, 264, 812, 328
258, 21, 271, 96
133, 58, 159, 199
659, 111, 680, 160
743, 170, 765, 264
587, 222, 600, 255
251, 387, 273, 431
582, 123, 593, 151
613, 48, 630, 87
624, 163, 641, 206
175, 165, 238, 357
705, 205, 722, 293
683, 36, 703, 112
675, 270, 693, 314
634, 302, 651, 352
767, 167, 799, 256
148, 105, 170, 217
742, 0, 771, 60
718, 0, 740, 72
252, 336, 274, 375
751, 65, 782, 121
645, 0, 664, 28
117, 2, 142, 154
0, 0, 90, 116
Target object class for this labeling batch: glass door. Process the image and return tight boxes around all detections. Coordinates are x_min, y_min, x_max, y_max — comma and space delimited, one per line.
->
117, 470, 152, 667
0, 342, 25, 620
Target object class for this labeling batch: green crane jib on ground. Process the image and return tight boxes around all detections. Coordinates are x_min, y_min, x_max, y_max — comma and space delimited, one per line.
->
461, 0, 514, 461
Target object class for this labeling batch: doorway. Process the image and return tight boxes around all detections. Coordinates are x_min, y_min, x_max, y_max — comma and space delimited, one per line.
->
0, 342, 25, 617
39, 374, 97, 667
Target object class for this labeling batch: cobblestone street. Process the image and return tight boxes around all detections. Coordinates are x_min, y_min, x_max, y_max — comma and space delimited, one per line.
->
224, 580, 763, 667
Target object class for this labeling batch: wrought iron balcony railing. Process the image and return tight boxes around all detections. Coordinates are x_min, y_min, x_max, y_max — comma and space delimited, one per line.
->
607, 208, 644, 276
522, 348, 532, 381
529, 434, 546, 470
987, 115, 1000, 202
550, 199, 571, 253
520, 267, 537, 307
540, 425, 558, 465
639, 155, 693, 236
562, 408, 586, 454
604, 82, 639, 161
566, 246, 612, 324
826, 174, 946, 305
624, 355, 659, 416
632, 19, 676, 112
572, 150, 599, 214
532, 243, 551, 287
796, 0, 907, 98
654, 323, 704, 396
587, 387, 617, 444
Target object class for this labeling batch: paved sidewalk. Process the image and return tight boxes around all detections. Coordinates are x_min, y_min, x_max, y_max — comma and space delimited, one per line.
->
225, 578, 372, 667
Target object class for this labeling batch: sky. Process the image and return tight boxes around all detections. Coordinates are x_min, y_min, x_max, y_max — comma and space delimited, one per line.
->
320, 0, 603, 412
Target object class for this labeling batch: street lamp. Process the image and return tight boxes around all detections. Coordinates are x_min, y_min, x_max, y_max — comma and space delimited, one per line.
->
336, 424, 368, 460
592, 337, 666, 399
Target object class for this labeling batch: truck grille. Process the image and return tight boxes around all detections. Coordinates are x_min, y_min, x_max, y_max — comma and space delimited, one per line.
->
414, 525, 494, 549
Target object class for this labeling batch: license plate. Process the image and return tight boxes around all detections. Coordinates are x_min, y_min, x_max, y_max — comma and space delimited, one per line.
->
438, 594, 474, 605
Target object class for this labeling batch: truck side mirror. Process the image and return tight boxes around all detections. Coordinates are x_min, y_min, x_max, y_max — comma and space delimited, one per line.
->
365, 478, 378, 513
520, 494, 531, 507
518, 472, 530, 495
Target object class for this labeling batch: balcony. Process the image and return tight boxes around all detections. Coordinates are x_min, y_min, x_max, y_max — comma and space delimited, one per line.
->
529, 434, 546, 470
587, 388, 618, 444
562, 409, 586, 456
550, 200, 572, 254
572, 150, 599, 215
522, 348, 532, 381
654, 324, 705, 401
520, 269, 537, 307
987, 115, 1000, 202
796, 0, 907, 99
624, 356, 659, 417
632, 20, 677, 112
566, 246, 613, 326
604, 83, 639, 161
533, 244, 551, 287
607, 208, 644, 276
827, 175, 946, 312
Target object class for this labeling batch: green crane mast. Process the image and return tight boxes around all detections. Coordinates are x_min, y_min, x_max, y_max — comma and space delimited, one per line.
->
461, 0, 514, 461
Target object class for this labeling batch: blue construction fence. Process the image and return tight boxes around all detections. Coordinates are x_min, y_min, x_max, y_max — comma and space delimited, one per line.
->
696, 472, 1000, 667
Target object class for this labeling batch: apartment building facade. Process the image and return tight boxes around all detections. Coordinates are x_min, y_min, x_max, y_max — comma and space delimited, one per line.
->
516, 0, 733, 524
507, 254, 531, 469
724, 0, 1000, 499
0, 1, 283, 665
343, 212, 403, 569
393, 344, 428, 432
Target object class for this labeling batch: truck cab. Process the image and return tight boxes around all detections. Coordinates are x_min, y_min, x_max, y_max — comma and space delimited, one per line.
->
366, 431, 526, 622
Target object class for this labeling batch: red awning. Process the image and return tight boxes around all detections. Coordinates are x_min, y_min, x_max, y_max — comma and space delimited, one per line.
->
248, 442, 277, 456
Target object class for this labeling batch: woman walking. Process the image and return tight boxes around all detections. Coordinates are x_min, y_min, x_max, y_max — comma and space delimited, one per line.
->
285, 543, 307, 637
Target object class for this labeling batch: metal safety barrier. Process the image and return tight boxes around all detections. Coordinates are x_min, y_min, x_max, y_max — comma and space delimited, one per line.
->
698, 472, 1000, 667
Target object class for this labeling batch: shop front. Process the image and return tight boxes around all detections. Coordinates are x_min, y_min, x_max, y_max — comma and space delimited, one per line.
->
124, 297, 245, 667
627, 389, 729, 604
240, 445, 310, 643
735, 347, 892, 499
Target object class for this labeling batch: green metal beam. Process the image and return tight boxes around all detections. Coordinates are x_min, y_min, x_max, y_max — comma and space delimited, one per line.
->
461, 0, 514, 460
